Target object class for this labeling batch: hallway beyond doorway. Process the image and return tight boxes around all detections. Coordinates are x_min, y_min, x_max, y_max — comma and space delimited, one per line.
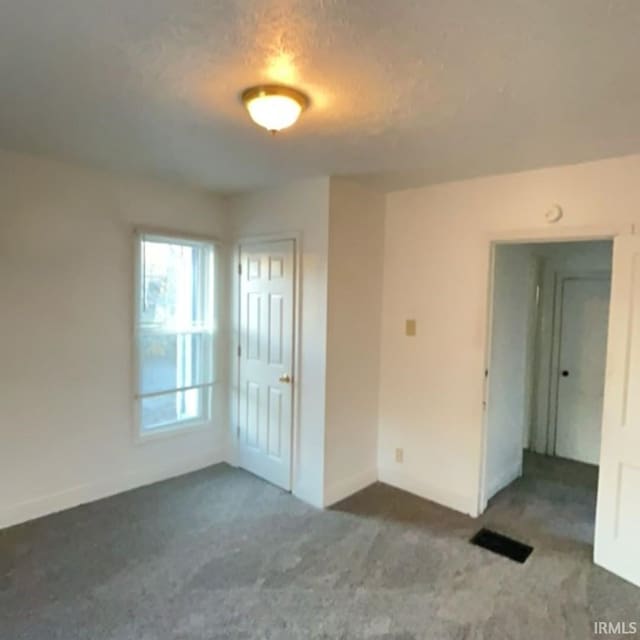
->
486, 451, 598, 548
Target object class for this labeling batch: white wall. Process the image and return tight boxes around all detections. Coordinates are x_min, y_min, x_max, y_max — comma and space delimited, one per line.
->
227, 178, 331, 508
0, 150, 229, 528
484, 244, 536, 502
323, 178, 385, 506
531, 240, 613, 454
379, 154, 640, 516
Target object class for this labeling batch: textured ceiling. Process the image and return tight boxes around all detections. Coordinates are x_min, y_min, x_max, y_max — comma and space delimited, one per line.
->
1, 0, 640, 192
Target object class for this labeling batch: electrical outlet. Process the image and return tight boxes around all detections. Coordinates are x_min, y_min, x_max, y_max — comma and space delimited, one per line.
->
395, 448, 404, 463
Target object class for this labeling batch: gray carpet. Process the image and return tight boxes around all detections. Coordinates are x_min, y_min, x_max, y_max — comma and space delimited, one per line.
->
1, 452, 638, 639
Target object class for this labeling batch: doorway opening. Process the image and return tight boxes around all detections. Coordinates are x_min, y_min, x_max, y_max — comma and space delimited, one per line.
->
481, 239, 613, 548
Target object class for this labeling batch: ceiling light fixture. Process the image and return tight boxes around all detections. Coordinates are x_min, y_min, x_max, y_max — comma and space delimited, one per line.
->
241, 85, 309, 133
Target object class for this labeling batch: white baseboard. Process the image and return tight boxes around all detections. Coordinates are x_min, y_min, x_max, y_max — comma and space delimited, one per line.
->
323, 468, 377, 507
292, 485, 324, 510
485, 461, 522, 503
378, 466, 477, 516
1, 448, 226, 530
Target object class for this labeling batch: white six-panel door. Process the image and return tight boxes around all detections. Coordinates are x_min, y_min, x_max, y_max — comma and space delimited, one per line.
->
595, 235, 640, 587
237, 240, 295, 490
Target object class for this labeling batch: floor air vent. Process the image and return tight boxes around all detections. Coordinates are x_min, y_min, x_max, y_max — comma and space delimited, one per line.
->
470, 528, 533, 563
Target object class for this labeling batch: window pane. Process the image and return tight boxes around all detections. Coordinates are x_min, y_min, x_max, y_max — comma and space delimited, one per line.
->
141, 388, 205, 432
139, 239, 212, 329
138, 332, 213, 395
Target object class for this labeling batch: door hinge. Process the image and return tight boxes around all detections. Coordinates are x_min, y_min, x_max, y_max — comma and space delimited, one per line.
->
237, 344, 241, 357
236, 425, 240, 438
238, 262, 242, 275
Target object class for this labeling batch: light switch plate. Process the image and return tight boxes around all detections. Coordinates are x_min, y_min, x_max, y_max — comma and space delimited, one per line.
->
395, 448, 404, 463
405, 319, 416, 336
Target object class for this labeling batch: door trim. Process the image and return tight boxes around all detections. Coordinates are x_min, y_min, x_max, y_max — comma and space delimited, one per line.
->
477, 224, 631, 516
231, 232, 301, 493
547, 270, 612, 457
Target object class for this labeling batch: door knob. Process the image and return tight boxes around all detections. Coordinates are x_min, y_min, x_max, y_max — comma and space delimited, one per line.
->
279, 374, 292, 384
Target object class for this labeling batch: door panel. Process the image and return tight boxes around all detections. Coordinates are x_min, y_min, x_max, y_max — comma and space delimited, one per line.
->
595, 235, 640, 587
238, 240, 294, 490
268, 295, 284, 364
555, 276, 611, 465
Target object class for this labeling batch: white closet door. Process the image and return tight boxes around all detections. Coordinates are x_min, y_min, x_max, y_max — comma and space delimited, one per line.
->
237, 240, 295, 490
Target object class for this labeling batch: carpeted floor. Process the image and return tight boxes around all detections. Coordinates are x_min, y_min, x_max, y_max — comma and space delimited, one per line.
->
1, 452, 638, 639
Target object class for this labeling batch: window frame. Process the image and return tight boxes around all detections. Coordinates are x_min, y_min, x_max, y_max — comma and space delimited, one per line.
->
133, 228, 219, 442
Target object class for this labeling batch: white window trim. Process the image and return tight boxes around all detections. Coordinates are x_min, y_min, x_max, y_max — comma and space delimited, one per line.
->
132, 228, 220, 443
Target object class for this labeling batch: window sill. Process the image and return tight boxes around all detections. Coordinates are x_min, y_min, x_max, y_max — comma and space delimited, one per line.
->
134, 418, 213, 445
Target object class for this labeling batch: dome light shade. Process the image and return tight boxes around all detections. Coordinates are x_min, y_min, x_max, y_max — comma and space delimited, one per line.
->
241, 85, 309, 133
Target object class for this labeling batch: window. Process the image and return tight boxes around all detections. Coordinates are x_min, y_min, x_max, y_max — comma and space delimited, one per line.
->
135, 232, 215, 435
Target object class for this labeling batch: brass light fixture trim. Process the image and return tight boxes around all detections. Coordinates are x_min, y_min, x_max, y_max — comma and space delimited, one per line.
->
241, 84, 310, 133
